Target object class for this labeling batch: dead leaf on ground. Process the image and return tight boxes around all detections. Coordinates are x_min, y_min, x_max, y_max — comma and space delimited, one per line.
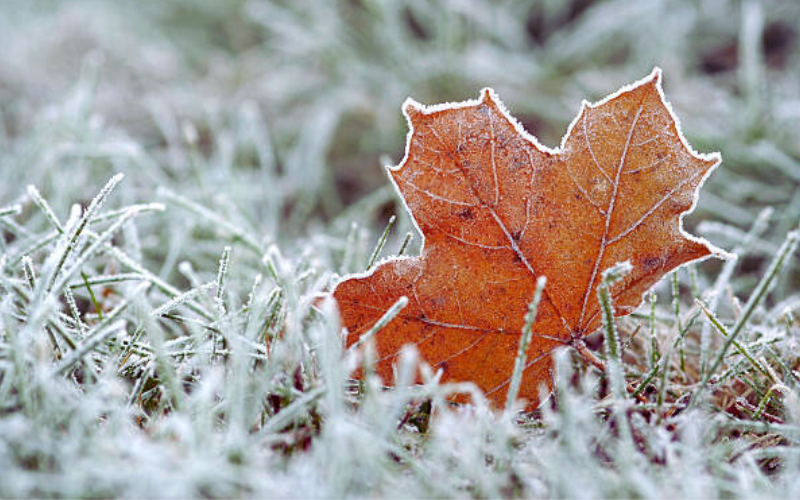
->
333, 68, 726, 410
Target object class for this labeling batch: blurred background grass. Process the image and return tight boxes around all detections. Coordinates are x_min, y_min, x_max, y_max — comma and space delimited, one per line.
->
2, 0, 799, 239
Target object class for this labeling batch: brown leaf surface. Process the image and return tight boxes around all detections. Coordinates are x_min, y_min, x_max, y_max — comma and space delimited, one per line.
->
333, 69, 724, 409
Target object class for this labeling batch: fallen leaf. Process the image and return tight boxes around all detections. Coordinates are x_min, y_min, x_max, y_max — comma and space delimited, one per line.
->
333, 69, 725, 409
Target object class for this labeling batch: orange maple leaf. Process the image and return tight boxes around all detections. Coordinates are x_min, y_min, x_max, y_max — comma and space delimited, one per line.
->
333, 69, 725, 409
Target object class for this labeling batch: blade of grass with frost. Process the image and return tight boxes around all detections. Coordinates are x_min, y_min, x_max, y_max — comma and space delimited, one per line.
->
157, 313, 219, 336
41, 306, 79, 351
5, 231, 60, 270
259, 386, 325, 435
49, 209, 141, 294
631, 307, 701, 400
81, 271, 104, 320
91, 203, 165, 225
68, 272, 147, 289
126, 364, 153, 407
135, 295, 186, 412
53, 282, 151, 375
0, 204, 21, 218
700, 208, 772, 377
27, 184, 64, 233
215, 246, 231, 316
241, 273, 262, 317
397, 231, 413, 256
259, 287, 284, 343
151, 282, 216, 318
505, 276, 546, 414
597, 261, 637, 458
101, 241, 213, 320
367, 215, 395, 269
0, 297, 30, 410
316, 299, 348, 418
693, 228, 800, 407
752, 383, 789, 421
158, 187, 263, 255
46, 174, 123, 292
229, 308, 256, 456
7, 202, 161, 272
221, 332, 269, 359
764, 345, 800, 386
671, 271, 685, 371
17, 205, 81, 343
378, 347, 418, 439
697, 299, 772, 380
241, 277, 276, 344
647, 291, 660, 367
63, 286, 87, 337
211, 246, 232, 360
53, 320, 124, 377
348, 296, 408, 351
178, 260, 204, 290
600, 262, 632, 365
293, 268, 316, 287
689, 265, 701, 297
118, 325, 145, 372
0, 216, 33, 240
21, 256, 36, 290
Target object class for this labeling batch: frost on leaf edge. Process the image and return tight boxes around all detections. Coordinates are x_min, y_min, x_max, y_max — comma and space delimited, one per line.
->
335, 67, 730, 295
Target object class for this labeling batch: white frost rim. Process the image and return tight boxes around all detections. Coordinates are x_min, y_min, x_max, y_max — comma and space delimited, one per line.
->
336, 67, 731, 290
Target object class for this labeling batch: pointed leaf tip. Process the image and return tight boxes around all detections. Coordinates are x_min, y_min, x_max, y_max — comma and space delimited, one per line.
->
649, 66, 663, 85
403, 98, 424, 123
480, 87, 499, 106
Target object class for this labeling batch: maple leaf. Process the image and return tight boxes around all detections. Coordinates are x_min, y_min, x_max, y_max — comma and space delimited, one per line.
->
333, 69, 725, 409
